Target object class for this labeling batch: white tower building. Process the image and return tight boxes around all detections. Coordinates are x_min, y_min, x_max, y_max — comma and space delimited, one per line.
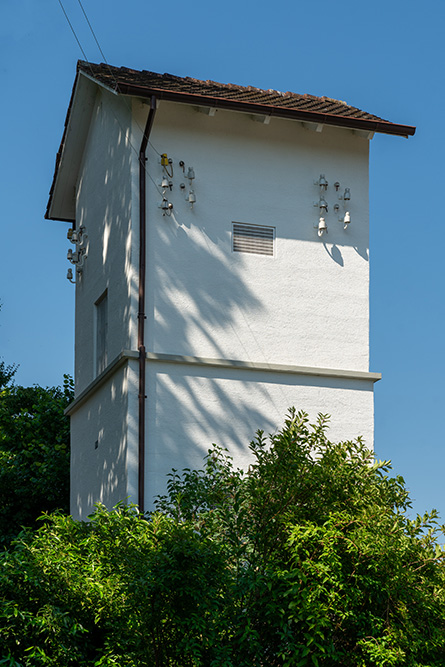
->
46, 62, 415, 519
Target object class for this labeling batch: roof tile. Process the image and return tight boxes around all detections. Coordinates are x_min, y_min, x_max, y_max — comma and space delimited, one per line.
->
76, 61, 415, 137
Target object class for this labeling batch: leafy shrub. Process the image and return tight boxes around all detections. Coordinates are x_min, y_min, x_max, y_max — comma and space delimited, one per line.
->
1, 409, 445, 666
0, 376, 73, 545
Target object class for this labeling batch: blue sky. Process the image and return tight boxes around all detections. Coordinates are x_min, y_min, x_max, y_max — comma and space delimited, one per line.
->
1, 0, 443, 521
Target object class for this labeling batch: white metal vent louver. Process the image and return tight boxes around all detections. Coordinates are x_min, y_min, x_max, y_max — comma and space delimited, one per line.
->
232, 223, 275, 256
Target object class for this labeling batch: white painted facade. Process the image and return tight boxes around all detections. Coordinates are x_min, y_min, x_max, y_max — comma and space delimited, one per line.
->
51, 73, 384, 519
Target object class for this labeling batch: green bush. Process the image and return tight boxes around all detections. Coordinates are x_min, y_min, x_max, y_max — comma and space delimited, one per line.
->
1, 409, 445, 666
0, 376, 73, 545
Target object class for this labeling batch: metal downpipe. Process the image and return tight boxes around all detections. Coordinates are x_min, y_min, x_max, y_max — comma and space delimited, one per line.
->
138, 96, 157, 511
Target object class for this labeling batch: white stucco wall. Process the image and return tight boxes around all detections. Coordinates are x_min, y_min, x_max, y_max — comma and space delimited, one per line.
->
70, 365, 130, 520
69, 89, 138, 518
133, 101, 375, 507
70, 95, 376, 516
74, 88, 135, 394
136, 101, 370, 373
144, 361, 374, 505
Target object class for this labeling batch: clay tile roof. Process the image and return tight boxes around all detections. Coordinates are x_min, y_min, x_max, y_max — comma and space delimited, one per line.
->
77, 61, 415, 138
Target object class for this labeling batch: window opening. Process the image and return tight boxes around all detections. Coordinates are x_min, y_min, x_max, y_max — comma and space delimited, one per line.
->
95, 291, 108, 376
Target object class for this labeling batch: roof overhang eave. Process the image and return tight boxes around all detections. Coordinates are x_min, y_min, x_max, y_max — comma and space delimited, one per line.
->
45, 71, 104, 222
115, 82, 416, 138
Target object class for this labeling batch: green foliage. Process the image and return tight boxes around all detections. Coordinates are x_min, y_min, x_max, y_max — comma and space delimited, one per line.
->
0, 359, 17, 391
0, 304, 18, 390
1, 409, 445, 666
0, 506, 230, 666
0, 376, 73, 545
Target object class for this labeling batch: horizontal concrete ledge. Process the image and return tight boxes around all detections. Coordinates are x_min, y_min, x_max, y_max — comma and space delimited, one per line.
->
65, 350, 138, 415
66, 349, 381, 416
146, 352, 382, 382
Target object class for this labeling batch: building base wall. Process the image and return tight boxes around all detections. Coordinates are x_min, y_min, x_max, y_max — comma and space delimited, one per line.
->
68, 356, 376, 517
144, 360, 375, 508
70, 365, 130, 520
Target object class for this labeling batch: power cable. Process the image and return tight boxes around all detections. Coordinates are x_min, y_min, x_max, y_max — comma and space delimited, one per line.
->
76, 0, 108, 64
57, 0, 163, 195
59, 0, 161, 156
75, 0, 162, 157
57, 0, 89, 63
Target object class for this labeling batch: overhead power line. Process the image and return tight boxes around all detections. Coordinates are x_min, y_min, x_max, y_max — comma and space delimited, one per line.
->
76, 0, 108, 65
58, 0, 162, 160
57, 0, 89, 63
56, 0, 163, 192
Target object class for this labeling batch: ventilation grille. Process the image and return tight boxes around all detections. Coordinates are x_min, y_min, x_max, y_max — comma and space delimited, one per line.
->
232, 223, 275, 256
